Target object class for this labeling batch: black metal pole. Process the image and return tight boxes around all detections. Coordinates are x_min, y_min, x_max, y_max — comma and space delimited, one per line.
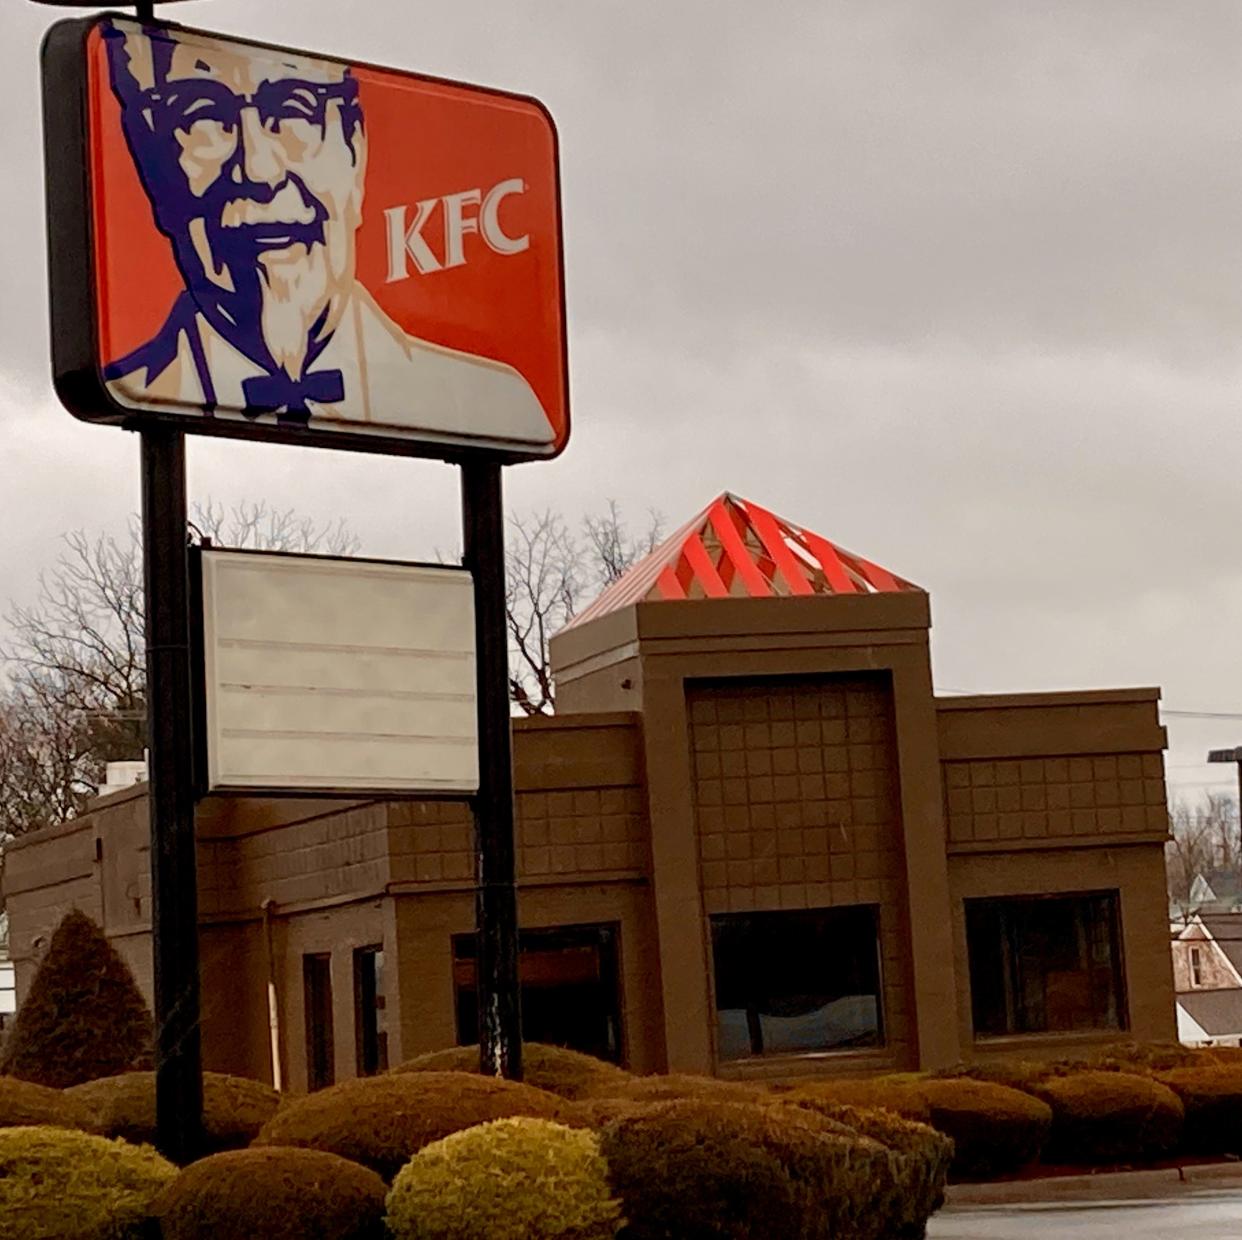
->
140, 427, 203, 1161
461, 459, 522, 1080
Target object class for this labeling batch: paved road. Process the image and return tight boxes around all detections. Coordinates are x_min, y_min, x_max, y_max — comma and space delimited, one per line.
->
928, 1188, 1242, 1238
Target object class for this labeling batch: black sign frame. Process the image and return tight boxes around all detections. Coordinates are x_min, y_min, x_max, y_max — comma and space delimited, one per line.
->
41, 12, 571, 465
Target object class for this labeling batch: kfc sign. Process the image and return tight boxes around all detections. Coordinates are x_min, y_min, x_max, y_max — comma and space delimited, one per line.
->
42, 17, 569, 461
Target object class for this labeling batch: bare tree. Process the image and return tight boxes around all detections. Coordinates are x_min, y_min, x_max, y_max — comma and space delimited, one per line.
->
506, 501, 663, 715
0, 503, 360, 840
1167, 792, 1240, 922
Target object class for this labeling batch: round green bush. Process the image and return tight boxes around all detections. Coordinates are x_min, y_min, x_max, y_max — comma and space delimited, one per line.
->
0, 1123, 175, 1240
255, 1071, 572, 1180
393, 1043, 632, 1102
1156, 1065, 1242, 1155
67, 1071, 281, 1158
782, 1098, 953, 1237
154, 1146, 387, 1240
598, 1097, 896, 1240
0, 1076, 98, 1132
912, 1078, 1051, 1179
386, 1117, 623, 1240
1030, 1071, 1183, 1164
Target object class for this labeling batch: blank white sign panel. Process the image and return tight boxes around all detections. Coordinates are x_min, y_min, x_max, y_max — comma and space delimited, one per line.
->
200, 550, 477, 794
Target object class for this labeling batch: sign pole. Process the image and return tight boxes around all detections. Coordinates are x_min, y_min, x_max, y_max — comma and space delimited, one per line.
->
141, 426, 203, 1161
461, 459, 523, 1080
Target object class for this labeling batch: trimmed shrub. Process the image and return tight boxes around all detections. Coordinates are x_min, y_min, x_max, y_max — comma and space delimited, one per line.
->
0, 1123, 175, 1240
1030, 1071, 1183, 1164
930, 1059, 1061, 1095
154, 1146, 387, 1240
598, 1097, 897, 1240
0, 910, 152, 1088
776, 1077, 933, 1124
911, 1078, 1051, 1179
386, 1118, 623, 1240
586, 1071, 768, 1106
0, 1076, 98, 1132
393, 1043, 632, 1102
255, 1071, 572, 1180
782, 1098, 953, 1237
68, 1071, 280, 1158
1156, 1065, 1242, 1155
1092, 1041, 1200, 1073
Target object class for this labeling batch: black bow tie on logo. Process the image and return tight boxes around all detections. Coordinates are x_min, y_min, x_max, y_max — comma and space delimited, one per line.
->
242, 367, 346, 422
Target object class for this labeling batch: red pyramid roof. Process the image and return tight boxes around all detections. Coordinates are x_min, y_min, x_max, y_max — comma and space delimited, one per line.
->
567, 492, 922, 630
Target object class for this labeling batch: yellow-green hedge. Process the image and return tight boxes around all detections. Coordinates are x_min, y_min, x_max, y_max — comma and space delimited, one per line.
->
0, 1124, 175, 1240
386, 1117, 623, 1240
1156, 1065, 1242, 1155
255, 1071, 572, 1180
782, 1098, 953, 1237
0, 1076, 98, 1133
154, 1146, 387, 1240
393, 1043, 632, 1101
911, 1078, 1052, 1179
67, 1071, 280, 1159
1031, 1071, 1183, 1165
597, 1097, 897, 1240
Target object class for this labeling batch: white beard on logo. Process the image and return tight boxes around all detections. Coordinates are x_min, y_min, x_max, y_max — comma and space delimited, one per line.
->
257, 243, 333, 377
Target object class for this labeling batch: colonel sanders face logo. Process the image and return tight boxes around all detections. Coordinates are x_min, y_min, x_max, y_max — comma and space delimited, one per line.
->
105, 23, 365, 395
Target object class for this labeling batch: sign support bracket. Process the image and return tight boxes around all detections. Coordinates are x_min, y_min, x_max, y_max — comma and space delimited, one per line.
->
141, 426, 203, 1161
461, 459, 523, 1080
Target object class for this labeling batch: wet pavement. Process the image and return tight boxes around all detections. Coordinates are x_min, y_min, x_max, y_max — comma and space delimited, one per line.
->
928, 1187, 1242, 1238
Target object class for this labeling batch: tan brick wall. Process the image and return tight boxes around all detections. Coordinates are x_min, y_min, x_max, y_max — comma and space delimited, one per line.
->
944, 754, 1167, 848
686, 674, 912, 1070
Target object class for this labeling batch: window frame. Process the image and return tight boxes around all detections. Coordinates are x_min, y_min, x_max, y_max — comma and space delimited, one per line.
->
707, 903, 887, 1063
1190, 945, 1203, 988
965, 889, 1128, 1041
302, 952, 335, 1091
353, 944, 388, 1077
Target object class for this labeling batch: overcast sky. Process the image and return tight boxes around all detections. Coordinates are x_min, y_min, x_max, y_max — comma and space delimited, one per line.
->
3, 1, 1241, 803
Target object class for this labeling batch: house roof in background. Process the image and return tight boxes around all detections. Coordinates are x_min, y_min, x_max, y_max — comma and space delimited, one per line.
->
1178, 987, 1242, 1037
1198, 913, 1242, 979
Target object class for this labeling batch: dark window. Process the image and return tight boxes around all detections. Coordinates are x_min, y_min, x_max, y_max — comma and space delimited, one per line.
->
710, 905, 884, 1060
354, 946, 388, 1077
1191, 946, 1203, 988
966, 891, 1126, 1037
453, 924, 623, 1064
302, 953, 334, 1090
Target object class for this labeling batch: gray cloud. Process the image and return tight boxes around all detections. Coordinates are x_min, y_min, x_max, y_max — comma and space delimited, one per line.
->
2, 1, 1241, 798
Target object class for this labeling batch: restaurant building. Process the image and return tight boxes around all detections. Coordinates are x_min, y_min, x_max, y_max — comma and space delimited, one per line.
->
3, 494, 1176, 1088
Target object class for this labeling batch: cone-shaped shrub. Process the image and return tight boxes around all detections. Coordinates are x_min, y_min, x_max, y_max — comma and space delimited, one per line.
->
68, 1071, 281, 1159
0, 1124, 175, 1240
0, 909, 152, 1088
154, 1146, 387, 1240
0, 1076, 98, 1133
256, 1071, 573, 1180
393, 1043, 632, 1101
386, 1118, 623, 1240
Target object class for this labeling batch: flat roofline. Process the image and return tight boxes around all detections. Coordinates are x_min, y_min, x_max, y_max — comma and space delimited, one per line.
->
936, 687, 1161, 712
